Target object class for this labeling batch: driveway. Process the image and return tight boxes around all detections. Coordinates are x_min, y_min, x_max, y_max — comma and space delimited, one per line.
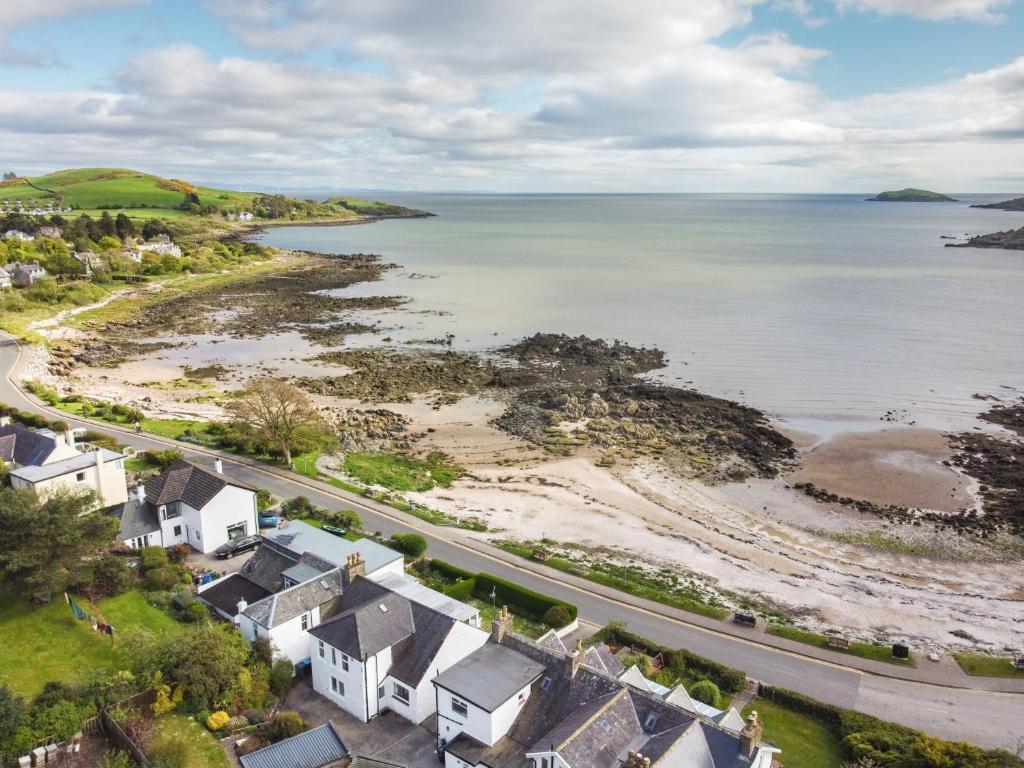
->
283, 680, 439, 767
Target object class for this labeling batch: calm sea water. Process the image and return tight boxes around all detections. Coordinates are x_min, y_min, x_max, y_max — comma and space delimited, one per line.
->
258, 194, 1024, 433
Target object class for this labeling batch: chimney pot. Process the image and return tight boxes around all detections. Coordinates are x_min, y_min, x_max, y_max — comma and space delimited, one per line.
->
214, 458, 224, 474
136, 484, 146, 502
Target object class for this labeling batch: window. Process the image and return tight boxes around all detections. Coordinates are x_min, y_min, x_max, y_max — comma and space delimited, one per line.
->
378, 686, 385, 700
451, 697, 468, 718
227, 522, 246, 541
318, 641, 325, 659
75, 471, 86, 482
341, 653, 349, 672
331, 648, 336, 665
162, 502, 181, 520
541, 759, 550, 768
301, 613, 309, 631
331, 677, 344, 696
173, 525, 182, 537
540, 676, 553, 691
393, 683, 410, 704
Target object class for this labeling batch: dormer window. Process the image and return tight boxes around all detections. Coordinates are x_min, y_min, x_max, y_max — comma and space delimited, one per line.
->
161, 502, 181, 520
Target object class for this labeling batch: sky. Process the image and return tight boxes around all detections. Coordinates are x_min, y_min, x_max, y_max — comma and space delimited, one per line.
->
1, 0, 1023, 193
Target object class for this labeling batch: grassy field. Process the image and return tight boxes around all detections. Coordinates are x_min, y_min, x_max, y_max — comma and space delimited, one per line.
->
953, 652, 1024, 678
154, 715, 230, 768
342, 451, 465, 492
0, 589, 183, 699
767, 624, 915, 666
742, 700, 845, 768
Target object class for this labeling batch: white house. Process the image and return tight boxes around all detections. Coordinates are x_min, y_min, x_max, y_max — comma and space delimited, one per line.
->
309, 571, 489, 725
71, 251, 98, 277
116, 459, 258, 553
432, 610, 781, 768
1, 422, 128, 509
10, 447, 128, 508
38, 226, 61, 238
9, 262, 46, 287
238, 211, 254, 221
120, 248, 143, 263
137, 234, 182, 258
4, 229, 34, 241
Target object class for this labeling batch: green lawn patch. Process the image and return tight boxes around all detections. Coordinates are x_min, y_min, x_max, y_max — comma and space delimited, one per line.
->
0, 589, 184, 699
742, 700, 844, 768
768, 624, 915, 666
342, 451, 465, 492
154, 714, 229, 768
954, 652, 1024, 678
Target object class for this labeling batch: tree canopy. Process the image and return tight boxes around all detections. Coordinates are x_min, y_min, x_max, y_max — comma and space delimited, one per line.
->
225, 377, 327, 465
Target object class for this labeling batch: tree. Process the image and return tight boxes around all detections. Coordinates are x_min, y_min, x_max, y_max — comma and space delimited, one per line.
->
115, 213, 136, 240
0, 685, 25, 749
226, 377, 325, 465
389, 533, 427, 559
262, 711, 307, 743
98, 211, 117, 238
281, 495, 318, 519
269, 659, 295, 697
688, 680, 721, 708
0, 487, 116, 596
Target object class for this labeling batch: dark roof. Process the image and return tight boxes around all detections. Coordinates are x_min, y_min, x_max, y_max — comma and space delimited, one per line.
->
116, 497, 160, 541
238, 722, 347, 768
310, 589, 414, 661
198, 573, 272, 617
587, 643, 625, 676
446, 735, 532, 768
543, 689, 641, 766
144, 460, 254, 509
387, 602, 456, 686
243, 569, 344, 628
240, 542, 298, 593
0, 434, 16, 462
0, 423, 60, 466
432, 643, 545, 712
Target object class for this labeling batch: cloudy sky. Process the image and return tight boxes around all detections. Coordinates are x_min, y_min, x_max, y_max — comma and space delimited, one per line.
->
1, 0, 1023, 192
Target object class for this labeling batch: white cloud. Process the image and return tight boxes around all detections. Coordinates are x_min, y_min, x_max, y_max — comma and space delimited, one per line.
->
833, 0, 1014, 21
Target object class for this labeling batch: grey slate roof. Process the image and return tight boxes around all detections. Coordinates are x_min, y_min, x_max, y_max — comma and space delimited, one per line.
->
238, 722, 347, 768
547, 689, 643, 767
310, 590, 414, 660
243, 568, 344, 629
262, 521, 403, 573
198, 573, 272, 618
387, 602, 456, 686
283, 560, 331, 585
144, 460, 254, 509
432, 643, 545, 712
239, 542, 297, 593
117, 497, 160, 540
10, 448, 123, 483
369, 571, 479, 623
0, 423, 62, 466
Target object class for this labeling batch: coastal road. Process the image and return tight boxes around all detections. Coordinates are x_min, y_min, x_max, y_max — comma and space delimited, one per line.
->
2, 334, 1021, 750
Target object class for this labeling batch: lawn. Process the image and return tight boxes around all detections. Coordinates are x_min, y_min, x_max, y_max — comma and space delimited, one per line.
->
342, 451, 465, 492
0, 589, 183, 699
741, 700, 845, 768
953, 652, 1024, 678
767, 624, 915, 666
154, 714, 229, 768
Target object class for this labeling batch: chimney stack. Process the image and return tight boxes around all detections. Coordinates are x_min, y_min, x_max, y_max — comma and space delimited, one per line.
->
136, 483, 146, 503
567, 638, 583, 678
66, 427, 76, 448
214, 458, 224, 474
235, 599, 248, 624
739, 710, 763, 759
491, 604, 513, 643
344, 552, 366, 587
626, 752, 650, 768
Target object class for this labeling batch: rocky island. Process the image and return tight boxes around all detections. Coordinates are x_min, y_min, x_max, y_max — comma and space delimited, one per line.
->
947, 225, 1024, 250
970, 196, 1024, 212
866, 188, 956, 202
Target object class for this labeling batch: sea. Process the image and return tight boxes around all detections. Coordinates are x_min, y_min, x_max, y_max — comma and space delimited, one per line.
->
257, 193, 1024, 435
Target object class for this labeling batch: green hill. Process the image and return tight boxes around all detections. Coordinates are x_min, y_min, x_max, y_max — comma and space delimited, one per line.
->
866, 188, 956, 202
0, 167, 260, 213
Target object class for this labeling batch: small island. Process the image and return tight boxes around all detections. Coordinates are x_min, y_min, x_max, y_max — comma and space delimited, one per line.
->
970, 196, 1024, 212
866, 188, 956, 202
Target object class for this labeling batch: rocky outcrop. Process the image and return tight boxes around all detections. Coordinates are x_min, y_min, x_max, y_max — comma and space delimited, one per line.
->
970, 196, 1024, 212
946, 226, 1024, 250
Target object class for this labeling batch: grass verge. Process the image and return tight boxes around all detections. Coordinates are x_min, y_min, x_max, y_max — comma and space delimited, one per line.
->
767, 624, 915, 666
741, 700, 844, 768
953, 652, 1024, 678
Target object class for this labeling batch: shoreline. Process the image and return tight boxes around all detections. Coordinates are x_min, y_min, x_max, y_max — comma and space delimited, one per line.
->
19, 235, 1023, 652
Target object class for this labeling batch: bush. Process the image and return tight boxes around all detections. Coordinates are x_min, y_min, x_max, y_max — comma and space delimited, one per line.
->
430, 559, 474, 581
281, 496, 317, 519
206, 710, 230, 731
261, 711, 307, 743
620, 653, 652, 677
251, 636, 274, 667
143, 567, 178, 591
542, 604, 574, 629
688, 680, 721, 708
97, 750, 135, 768
321, 508, 362, 530
472, 573, 577, 624
269, 659, 295, 697
443, 577, 476, 602
256, 488, 273, 512
148, 733, 190, 768
140, 546, 170, 571
389, 533, 428, 559
79, 554, 136, 600
144, 449, 183, 470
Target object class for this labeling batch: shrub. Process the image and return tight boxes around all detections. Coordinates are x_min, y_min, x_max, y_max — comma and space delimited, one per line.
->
688, 680, 721, 708
144, 449, 183, 470
269, 659, 295, 697
178, 600, 208, 623
206, 710, 230, 731
430, 559, 474, 581
542, 604, 574, 629
261, 711, 307, 743
472, 573, 577, 624
251, 636, 274, 667
143, 567, 178, 591
443, 577, 476, 602
389, 533, 428, 558
97, 750, 135, 768
79, 554, 135, 600
620, 653, 652, 677
281, 495, 317, 519
140, 546, 170, 571
148, 733, 190, 768
256, 488, 273, 512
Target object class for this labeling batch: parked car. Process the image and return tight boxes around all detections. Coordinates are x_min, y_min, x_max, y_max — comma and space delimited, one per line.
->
258, 512, 280, 528
214, 534, 261, 559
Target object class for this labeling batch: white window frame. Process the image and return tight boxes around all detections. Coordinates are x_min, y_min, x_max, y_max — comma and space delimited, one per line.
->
318, 640, 325, 659
301, 613, 309, 631
331, 677, 344, 696
451, 696, 468, 718
393, 682, 410, 704
341, 653, 349, 672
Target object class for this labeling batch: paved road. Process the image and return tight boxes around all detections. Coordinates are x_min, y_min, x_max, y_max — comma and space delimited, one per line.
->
2, 335, 1021, 749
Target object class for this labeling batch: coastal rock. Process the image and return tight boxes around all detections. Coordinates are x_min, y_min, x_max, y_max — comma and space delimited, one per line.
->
970, 196, 1024, 212
946, 225, 1024, 251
